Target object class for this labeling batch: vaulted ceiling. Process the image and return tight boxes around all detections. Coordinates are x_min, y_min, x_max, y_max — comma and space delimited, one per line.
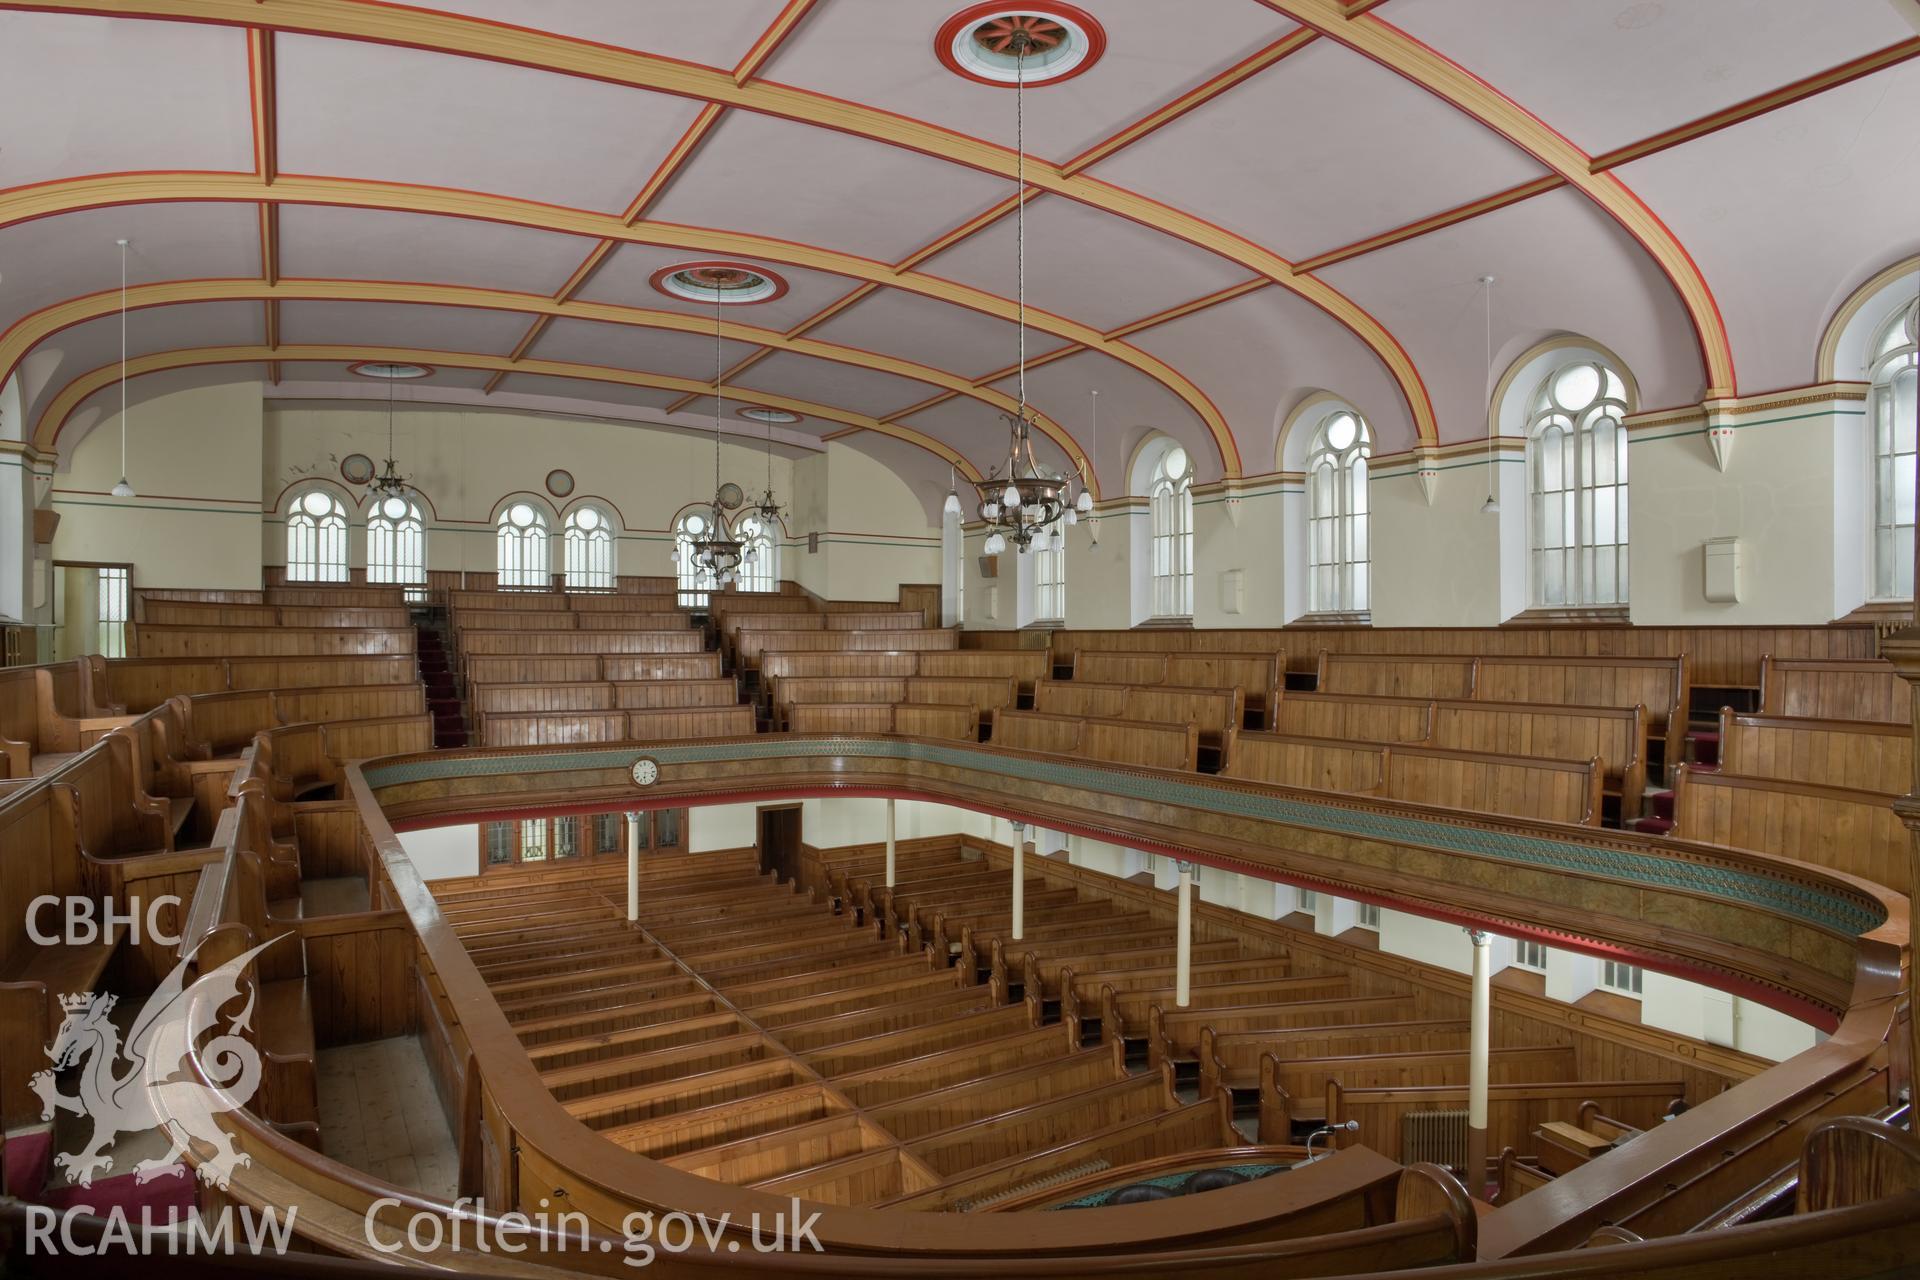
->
4, 0, 1917, 494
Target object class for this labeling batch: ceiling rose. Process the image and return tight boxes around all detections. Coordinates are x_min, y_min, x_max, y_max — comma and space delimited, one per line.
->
737, 406, 802, 425
651, 261, 789, 305
936, 4, 1105, 86
349, 361, 431, 379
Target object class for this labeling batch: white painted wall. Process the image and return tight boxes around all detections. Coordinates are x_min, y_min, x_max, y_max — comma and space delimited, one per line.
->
399, 824, 480, 882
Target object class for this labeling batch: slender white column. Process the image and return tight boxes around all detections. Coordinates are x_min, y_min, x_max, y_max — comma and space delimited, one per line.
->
1010, 820, 1026, 941
884, 798, 897, 888
1175, 861, 1195, 1008
1467, 928, 1492, 1197
626, 811, 641, 924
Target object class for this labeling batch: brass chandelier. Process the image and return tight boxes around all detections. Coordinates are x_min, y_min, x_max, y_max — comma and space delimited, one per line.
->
971, 27, 1091, 557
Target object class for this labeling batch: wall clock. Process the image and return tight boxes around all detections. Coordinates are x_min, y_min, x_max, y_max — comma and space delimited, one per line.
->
546, 469, 575, 498
630, 757, 659, 787
341, 454, 375, 485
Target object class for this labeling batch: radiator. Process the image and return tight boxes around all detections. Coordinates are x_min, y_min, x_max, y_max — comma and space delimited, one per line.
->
1401, 1109, 1469, 1168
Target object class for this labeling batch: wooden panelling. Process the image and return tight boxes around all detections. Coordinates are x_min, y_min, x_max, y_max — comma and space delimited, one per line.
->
1319, 654, 1477, 699
1760, 658, 1910, 723
1670, 766, 1908, 891
134, 625, 414, 659
1274, 692, 1431, 743
1717, 713, 1909, 794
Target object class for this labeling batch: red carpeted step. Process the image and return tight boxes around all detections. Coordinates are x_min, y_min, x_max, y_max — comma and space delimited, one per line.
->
1647, 789, 1675, 822
1632, 816, 1675, 836
1688, 730, 1721, 769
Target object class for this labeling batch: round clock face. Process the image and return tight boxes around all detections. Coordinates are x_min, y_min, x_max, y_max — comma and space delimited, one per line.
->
630, 757, 659, 787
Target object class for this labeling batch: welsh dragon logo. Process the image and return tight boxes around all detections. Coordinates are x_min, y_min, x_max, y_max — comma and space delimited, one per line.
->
31, 936, 282, 1190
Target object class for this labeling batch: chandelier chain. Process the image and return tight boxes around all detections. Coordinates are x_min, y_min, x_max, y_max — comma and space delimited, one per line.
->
1015, 35, 1026, 417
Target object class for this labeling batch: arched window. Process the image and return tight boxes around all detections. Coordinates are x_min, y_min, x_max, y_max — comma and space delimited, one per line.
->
1306, 409, 1371, 614
1032, 521, 1066, 622
286, 489, 349, 582
1149, 445, 1193, 618
1869, 299, 1918, 599
673, 510, 719, 608
735, 514, 778, 593
496, 501, 550, 590
1528, 361, 1629, 607
366, 495, 425, 587
564, 505, 616, 590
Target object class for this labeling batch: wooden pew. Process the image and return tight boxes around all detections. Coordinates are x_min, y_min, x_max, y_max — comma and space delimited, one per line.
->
1427, 701, 1648, 817
1471, 655, 1688, 764
760, 652, 920, 684
1666, 765, 1909, 891
994, 710, 1198, 772
1760, 657, 1909, 723
1257, 1046, 1576, 1138
913, 649, 1050, 694
1148, 993, 1420, 1067
133, 625, 414, 659
787, 704, 979, 740
1272, 691, 1431, 744
1322, 1077, 1685, 1166
1072, 652, 1279, 725
1203, 1019, 1471, 1102
628, 706, 757, 739
1716, 711, 1909, 794
226, 656, 419, 690
482, 713, 629, 747
1224, 732, 1604, 826
458, 630, 704, 657
1318, 653, 1476, 699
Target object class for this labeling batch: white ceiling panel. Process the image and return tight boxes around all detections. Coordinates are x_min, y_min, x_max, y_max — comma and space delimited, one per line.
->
276, 35, 711, 214
733, 349, 945, 419
806, 288, 1069, 381
23, 300, 265, 431
277, 205, 598, 296
0, 13, 253, 187
0, 202, 262, 342
277, 300, 531, 353
1090, 39, 1549, 263
527, 317, 761, 382
1389, 0, 1918, 157
920, 196, 1255, 333
649, 110, 1012, 263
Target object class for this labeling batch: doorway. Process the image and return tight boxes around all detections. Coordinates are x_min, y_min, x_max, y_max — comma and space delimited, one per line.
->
757, 804, 802, 884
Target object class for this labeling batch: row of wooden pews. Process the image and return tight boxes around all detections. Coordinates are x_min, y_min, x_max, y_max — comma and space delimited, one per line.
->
1636, 655, 1913, 890
798, 835, 1768, 1195
429, 841, 1247, 1212
445, 588, 755, 746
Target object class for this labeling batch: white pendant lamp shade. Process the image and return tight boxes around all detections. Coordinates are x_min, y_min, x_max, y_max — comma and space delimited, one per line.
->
1075, 489, 1093, 514
984, 531, 1007, 556
1002, 484, 1021, 509
112, 238, 135, 499
943, 489, 963, 518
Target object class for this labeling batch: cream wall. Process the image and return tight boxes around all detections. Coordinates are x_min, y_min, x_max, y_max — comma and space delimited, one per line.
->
39, 380, 956, 602
399, 824, 480, 882
51, 381, 266, 589
1626, 405, 1865, 625
264, 400, 800, 578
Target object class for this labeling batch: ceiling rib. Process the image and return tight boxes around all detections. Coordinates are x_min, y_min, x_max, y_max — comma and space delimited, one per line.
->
36, 342, 987, 482
1262, 0, 1736, 397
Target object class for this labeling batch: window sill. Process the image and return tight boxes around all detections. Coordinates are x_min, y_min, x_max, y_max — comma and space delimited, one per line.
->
1840, 599, 1914, 628
1294, 611, 1371, 628
1135, 616, 1194, 629
1504, 606, 1630, 627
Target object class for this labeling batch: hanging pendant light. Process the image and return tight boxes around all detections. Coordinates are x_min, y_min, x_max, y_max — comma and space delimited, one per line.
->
690, 286, 743, 581
943, 462, 963, 519
1480, 275, 1500, 515
971, 30, 1088, 554
110, 239, 135, 499
371, 367, 412, 517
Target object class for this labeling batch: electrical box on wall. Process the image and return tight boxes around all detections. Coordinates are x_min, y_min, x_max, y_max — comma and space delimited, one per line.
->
1704, 536, 1741, 603
1218, 568, 1244, 616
